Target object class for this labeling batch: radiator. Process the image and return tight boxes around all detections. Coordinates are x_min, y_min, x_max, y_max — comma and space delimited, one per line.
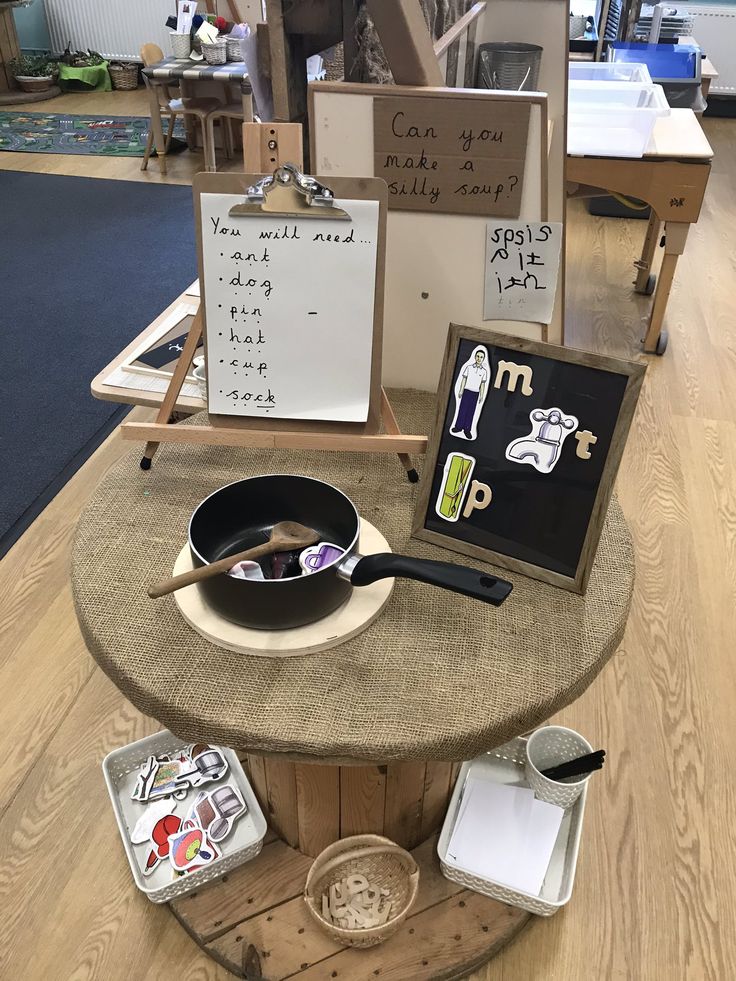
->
45, 0, 176, 61
687, 5, 736, 96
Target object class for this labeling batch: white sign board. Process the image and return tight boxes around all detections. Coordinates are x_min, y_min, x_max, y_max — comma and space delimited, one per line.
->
200, 194, 379, 422
483, 221, 562, 325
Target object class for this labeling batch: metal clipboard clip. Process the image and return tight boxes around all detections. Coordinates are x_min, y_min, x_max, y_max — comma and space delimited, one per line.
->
228, 162, 350, 221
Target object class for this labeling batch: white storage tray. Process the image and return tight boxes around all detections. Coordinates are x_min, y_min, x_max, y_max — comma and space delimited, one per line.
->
568, 80, 670, 158
569, 62, 652, 84
437, 737, 587, 916
103, 729, 267, 903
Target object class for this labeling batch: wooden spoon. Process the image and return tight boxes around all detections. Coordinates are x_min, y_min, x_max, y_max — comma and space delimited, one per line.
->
147, 521, 320, 599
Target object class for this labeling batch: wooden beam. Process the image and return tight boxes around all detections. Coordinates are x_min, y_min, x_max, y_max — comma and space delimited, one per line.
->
366, 0, 444, 86
266, 0, 308, 121
120, 422, 428, 454
434, 1, 485, 59
281, 0, 342, 39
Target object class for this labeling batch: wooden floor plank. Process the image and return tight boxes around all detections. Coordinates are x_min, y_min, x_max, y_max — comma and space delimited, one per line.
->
172, 840, 313, 944
294, 892, 528, 981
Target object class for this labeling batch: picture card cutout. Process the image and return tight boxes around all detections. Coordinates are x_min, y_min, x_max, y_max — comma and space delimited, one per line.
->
200, 193, 379, 422
373, 95, 530, 217
412, 326, 646, 593
483, 221, 563, 324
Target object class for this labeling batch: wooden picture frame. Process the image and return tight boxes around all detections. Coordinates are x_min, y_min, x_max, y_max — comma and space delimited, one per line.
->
412, 324, 646, 592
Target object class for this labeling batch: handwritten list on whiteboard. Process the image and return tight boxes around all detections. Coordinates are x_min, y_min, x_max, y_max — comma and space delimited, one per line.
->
483, 221, 563, 325
200, 194, 379, 421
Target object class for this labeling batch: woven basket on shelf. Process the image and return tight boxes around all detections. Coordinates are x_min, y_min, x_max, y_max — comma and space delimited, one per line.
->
569, 14, 587, 38
202, 40, 227, 65
225, 37, 243, 61
304, 835, 419, 948
108, 62, 139, 90
170, 32, 191, 59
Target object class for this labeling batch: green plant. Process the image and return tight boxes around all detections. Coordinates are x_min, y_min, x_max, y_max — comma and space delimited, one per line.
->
9, 53, 56, 78
58, 44, 105, 68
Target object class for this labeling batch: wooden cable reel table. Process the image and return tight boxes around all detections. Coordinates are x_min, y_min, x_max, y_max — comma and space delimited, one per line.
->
73, 393, 635, 979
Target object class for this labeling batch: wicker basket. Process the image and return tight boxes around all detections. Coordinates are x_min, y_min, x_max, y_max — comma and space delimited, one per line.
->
304, 835, 419, 948
226, 37, 244, 62
170, 32, 191, 59
14, 75, 54, 93
109, 62, 139, 90
569, 14, 587, 38
202, 40, 227, 65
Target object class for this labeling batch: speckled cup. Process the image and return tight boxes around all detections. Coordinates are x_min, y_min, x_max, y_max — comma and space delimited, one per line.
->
170, 33, 191, 59
524, 725, 593, 808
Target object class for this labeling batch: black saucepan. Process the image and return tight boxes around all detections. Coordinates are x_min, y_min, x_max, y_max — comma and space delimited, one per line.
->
189, 475, 512, 629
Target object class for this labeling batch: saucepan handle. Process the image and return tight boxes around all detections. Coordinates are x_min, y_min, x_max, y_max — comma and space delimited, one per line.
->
345, 553, 513, 607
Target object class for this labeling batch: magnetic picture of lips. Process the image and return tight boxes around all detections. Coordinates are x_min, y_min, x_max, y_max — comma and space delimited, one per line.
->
145, 814, 182, 871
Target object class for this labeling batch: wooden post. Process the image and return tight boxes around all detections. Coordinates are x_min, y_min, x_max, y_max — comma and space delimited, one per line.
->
366, 0, 444, 86
0, 5, 21, 94
266, 0, 308, 123
242, 120, 303, 172
246, 755, 457, 857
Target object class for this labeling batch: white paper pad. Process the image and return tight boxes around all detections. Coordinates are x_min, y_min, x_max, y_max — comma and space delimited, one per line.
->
200, 194, 379, 422
447, 775, 564, 897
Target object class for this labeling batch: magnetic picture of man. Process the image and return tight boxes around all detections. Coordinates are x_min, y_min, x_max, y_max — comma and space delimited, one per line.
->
450, 346, 489, 440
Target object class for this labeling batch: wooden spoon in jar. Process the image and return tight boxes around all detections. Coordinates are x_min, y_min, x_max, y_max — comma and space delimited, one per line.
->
147, 521, 320, 599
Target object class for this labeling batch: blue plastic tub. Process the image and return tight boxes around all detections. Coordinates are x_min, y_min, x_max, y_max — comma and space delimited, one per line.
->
608, 42, 700, 82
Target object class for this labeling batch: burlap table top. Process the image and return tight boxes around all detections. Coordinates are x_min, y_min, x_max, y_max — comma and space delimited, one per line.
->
72, 391, 634, 763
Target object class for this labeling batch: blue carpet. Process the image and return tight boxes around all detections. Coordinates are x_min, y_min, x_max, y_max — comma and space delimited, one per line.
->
0, 171, 197, 556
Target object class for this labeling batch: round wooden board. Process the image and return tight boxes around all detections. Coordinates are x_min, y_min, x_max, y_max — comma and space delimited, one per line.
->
0, 85, 61, 105
173, 520, 394, 657
170, 834, 531, 980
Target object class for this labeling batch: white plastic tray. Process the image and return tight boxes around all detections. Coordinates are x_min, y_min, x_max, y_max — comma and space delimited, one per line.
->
437, 737, 587, 916
568, 80, 670, 158
569, 62, 652, 84
103, 729, 267, 903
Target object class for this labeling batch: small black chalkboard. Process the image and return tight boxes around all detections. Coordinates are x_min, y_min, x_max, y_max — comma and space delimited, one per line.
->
412, 325, 646, 593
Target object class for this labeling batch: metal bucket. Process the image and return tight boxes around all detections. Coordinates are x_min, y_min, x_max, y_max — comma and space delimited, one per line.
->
476, 42, 543, 91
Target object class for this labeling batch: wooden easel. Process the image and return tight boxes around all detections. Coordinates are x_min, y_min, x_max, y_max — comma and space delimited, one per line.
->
121, 165, 426, 481
125, 309, 425, 478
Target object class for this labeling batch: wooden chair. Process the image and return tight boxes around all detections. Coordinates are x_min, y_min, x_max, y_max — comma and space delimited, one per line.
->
140, 42, 222, 174
204, 102, 245, 172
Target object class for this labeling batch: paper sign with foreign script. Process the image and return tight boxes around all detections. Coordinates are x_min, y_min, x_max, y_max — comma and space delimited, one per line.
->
483, 221, 563, 324
373, 95, 531, 217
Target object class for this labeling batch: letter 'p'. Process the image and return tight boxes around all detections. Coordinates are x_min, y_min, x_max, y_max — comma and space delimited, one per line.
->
462, 480, 493, 518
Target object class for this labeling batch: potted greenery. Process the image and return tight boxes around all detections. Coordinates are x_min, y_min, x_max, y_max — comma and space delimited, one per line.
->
56, 45, 110, 91
9, 53, 57, 92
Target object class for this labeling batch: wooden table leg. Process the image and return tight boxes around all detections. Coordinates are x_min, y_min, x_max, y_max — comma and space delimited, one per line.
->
145, 81, 167, 175
642, 221, 690, 354
634, 209, 662, 294
179, 78, 198, 148
240, 81, 254, 122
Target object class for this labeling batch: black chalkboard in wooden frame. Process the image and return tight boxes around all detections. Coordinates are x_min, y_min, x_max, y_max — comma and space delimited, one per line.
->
412, 325, 646, 593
